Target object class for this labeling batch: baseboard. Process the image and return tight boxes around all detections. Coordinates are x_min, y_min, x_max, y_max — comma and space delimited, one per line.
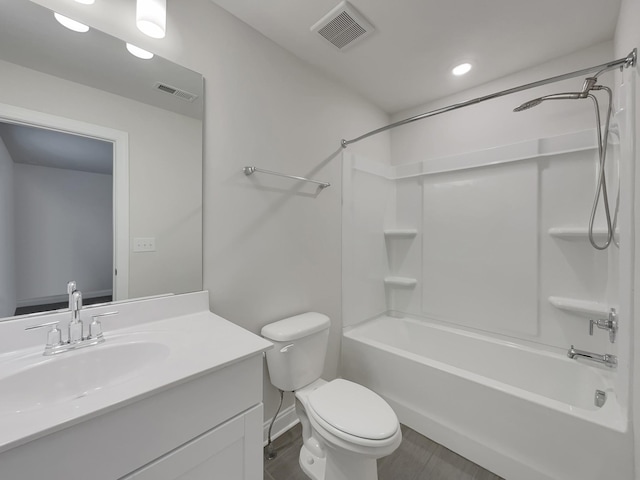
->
17, 289, 113, 308
263, 404, 299, 446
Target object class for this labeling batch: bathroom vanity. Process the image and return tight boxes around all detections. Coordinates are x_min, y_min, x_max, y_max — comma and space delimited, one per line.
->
0, 291, 272, 480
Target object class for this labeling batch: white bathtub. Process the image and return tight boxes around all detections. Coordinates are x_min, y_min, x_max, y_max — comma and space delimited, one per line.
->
341, 314, 633, 480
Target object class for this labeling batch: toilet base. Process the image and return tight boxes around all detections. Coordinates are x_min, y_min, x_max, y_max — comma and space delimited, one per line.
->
299, 444, 326, 480
298, 443, 379, 480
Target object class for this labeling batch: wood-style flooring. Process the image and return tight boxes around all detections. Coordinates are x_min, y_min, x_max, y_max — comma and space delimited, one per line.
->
264, 424, 503, 480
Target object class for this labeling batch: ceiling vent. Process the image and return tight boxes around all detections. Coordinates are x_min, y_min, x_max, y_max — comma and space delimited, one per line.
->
311, 1, 374, 51
154, 82, 198, 102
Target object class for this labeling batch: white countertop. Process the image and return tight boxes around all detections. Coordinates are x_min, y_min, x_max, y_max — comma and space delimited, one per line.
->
0, 291, 272, 454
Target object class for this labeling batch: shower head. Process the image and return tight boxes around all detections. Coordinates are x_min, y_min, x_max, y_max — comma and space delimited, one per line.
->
513, 92, 582, 112
513, 98, 544, 112
513, 75, 603, 113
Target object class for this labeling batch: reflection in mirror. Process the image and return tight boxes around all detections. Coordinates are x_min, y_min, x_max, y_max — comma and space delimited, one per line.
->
0, 123, 113, 317
0, 0, 204, 321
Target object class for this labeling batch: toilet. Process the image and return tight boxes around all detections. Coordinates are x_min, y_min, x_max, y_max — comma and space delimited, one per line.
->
261, 312, 401, 480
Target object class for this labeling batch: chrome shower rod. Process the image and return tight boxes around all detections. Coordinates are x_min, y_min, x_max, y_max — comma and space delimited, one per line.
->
243, 166, 330, 189
341, 49, 637, 148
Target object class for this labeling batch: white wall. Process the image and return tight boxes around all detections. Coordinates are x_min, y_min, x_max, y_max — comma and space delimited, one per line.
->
13, 163, 112, 303
170, 0, 391, 422
391, 42, 614, 163
32, 0, 392, 423
0, 138, 16, 317
614, 0, 640, 477
0, 59, 203, 300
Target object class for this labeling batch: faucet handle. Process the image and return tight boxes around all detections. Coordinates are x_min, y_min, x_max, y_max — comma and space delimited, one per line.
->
26, 321, 62, 350
588, 308, 618, 343
89, 311, 119, 340
71, 291, 83, 313
67, 281, 77, 295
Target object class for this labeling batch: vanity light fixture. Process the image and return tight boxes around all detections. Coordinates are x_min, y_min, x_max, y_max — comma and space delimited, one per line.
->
74, 0, 96, 4
452, 63, 472, 76
53, 12, 90, 33
136, 0, 166, 39
126, 43, 154, 60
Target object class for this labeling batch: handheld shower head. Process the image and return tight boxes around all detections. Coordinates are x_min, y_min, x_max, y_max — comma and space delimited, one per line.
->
513, 75, 601, 112
513, 92, 581, 112
513, 98, 544, 112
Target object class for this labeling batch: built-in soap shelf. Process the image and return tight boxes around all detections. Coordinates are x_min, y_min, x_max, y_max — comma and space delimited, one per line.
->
548, 227, 617, 241
548, 296, 611, 317
384, 228, 418, 239
384, 276, 417, 288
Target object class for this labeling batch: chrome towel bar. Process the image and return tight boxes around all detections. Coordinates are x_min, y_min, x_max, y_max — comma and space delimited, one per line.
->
243, 166, 330, 189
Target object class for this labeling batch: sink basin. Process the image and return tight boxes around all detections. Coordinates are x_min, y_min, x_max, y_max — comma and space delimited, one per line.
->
0, 340, 170, 416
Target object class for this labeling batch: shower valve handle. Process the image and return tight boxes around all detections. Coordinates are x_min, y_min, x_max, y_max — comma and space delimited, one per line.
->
589, 308, 618, 343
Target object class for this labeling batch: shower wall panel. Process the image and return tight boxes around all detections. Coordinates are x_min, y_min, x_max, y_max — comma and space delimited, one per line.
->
421, 162, 539, 336
342, 152, 395, 327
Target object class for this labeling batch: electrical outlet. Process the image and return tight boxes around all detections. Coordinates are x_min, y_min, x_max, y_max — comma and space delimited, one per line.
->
133, 237, 156, 252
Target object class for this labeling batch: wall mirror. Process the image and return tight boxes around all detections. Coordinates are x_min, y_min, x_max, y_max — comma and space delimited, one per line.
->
0, 0, 204, 320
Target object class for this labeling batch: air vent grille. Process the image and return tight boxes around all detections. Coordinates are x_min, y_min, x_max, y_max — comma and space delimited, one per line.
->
154, 82, 198, 102
311, 1, 374, 51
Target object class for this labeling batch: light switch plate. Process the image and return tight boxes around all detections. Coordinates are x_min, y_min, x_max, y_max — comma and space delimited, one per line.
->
133, 237, 156, 252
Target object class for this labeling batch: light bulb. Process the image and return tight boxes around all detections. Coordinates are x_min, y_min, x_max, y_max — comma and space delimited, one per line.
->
136, 0, 166, 39
53, 12, 90, 33
126, 43, 154, 60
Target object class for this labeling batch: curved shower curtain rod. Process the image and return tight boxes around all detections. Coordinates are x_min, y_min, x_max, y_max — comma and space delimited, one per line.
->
341, 49, 637, 148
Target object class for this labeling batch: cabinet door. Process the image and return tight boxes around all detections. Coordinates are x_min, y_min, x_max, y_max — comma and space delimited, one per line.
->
122, 404, 263, 480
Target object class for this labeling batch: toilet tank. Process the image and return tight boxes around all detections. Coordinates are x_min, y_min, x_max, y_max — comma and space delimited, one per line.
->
261, 312, 330, 392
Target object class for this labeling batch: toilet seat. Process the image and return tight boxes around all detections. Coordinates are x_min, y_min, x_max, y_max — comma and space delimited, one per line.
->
307, 379, 399, 447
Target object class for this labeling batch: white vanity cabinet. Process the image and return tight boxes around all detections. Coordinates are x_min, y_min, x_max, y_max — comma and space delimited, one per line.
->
0, 292, 272, 480
0, 355, 266, 480
123, 404, 262, 480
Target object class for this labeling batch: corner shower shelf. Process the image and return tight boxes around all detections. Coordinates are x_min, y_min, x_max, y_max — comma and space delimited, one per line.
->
548, 296, 611, 318
548, 227, 614, 241
384, 276, 417, 288
384, 229, 418, 239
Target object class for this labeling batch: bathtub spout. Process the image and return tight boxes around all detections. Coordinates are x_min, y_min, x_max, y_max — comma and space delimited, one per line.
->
567, 345, 617, 368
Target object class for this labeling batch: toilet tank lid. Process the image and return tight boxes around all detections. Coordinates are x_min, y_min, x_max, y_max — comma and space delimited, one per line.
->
261, 312, 330, 341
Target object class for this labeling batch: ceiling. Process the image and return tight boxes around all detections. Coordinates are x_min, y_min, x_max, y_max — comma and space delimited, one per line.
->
0, 122, 113, 175
210, 0, 622, 114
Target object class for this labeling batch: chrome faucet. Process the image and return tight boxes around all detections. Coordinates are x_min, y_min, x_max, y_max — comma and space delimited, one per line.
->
567, 345, 617, 368
26, 281, 119, 355
67, 281, 77, 308
69, 290, 83, 344
589, 308, 618, 343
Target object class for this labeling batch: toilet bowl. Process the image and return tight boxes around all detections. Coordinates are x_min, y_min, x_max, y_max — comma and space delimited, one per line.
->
296, 379, 402, 480
261, 313, 401, 480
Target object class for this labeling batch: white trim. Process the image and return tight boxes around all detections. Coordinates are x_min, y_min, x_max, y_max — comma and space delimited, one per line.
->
263, 404, 299, 446
0, 102, 129, 301
351, 129, 599, 181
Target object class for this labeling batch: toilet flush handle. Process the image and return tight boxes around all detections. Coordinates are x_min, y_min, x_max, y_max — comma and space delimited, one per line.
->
280, 344, 295, 353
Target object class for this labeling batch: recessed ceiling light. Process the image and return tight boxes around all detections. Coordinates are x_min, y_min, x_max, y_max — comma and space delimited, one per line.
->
74, 0, 95, 4
126, 43, 154, 60
53, 12, 90, 33
452, 63, 472, 76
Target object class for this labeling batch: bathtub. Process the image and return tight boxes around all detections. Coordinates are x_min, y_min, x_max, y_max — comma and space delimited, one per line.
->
341, 314, 633, 480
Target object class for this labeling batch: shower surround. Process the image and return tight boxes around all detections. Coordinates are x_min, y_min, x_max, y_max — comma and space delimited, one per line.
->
341, 110, 635, 478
